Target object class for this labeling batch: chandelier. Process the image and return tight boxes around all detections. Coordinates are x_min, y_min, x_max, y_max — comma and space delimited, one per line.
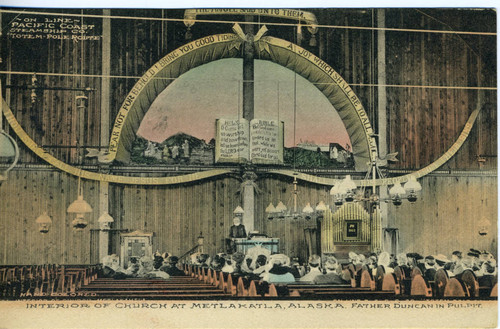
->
329, 174, 422, 206
265, 169, 422, 221
265, 175, 327, 221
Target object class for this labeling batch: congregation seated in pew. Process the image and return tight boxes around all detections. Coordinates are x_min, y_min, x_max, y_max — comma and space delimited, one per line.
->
100, 251, 187, 280
3, 245, 495, 300
101, 254, 129, 279
161, 256, 185, 276
261, 254, 295, 284
179, 243, 497, 299
313, 256, 347, 285
144, 255, 170, 279
299, 254, 322, 282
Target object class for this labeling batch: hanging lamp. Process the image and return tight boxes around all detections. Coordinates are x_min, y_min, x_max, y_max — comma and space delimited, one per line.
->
67, 176, 92, 231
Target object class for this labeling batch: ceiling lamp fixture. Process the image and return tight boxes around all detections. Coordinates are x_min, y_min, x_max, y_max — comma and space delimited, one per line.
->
233, 206, 245, 219
330, 172, 422, 207
98, 212, 114, 230
35, 212, 52, 234
67, 176, 93, 231
265, 175, 326, 221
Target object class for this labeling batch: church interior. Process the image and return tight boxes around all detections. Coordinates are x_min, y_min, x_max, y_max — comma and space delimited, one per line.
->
0, 7, 497, 301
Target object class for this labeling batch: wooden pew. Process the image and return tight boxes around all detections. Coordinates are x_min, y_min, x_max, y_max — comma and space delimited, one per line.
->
490, 283, 497, 297
236, 276, 249, 296
411, 267, 423, 279
359, 267, 375, 291
212, 270, 220, 287
218, 271, 227, 291
394, 265, 411, 295
454, 270, 496, 298
478, 275, 498, 298
347, 263, 363, 287
410, 274, 432, 297
225, 274, 238, 295
381, 272, 401, 295
434, 268, 449, 298
205, 268, 213, 284
288, 283, 370, 297
458, 270, 479, 298
248, 280, 269, 297
374, 266, 386, 291
444, 278, 467, 297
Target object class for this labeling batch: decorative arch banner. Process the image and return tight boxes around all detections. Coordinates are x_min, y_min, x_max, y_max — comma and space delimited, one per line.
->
103, 33, 378, 172
1, 34, 480, 186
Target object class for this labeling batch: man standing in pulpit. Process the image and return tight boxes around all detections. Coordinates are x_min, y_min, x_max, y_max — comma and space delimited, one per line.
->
230, 217, 247, 239
226, 217, 247, 253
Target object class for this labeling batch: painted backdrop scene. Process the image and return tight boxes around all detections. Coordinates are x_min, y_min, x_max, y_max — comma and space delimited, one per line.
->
0, 7, 497, 304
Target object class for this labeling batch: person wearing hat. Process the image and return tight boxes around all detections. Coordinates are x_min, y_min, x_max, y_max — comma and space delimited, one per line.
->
466, 250, 482, 276
125, 257, 140, 277
211, 253, 226, 271
247, 245, 271, 269
348, 251, 359, 264
253, 254, 268, 276
263, 254, 295, 284
422, 256, 437, 281
300, 254, 322, 282
222, 257, 235, 273
195, 253, 210, 267
378, 252, 394, 274
106, 254, 130, 279
450, 251, 466, 276
469, 249, 482, 268
434, 254, 453, 278
240, 254, 254, 274
389, 254, 397, 268
289, 257, 304, 278
366, 253, 379, 276
145, 255, 171, 279
137, 256, 154, 277
101, 255, 117, 278
478, 259, 497, 284
162, 256, 185, 276
230, 252, 246, 274
397, 253, 408, 267
424, 256, 436, 270
479, 251, 493, 265
403, 253, 420, 270
313, 256, 346, 284
348, 252, 364, 272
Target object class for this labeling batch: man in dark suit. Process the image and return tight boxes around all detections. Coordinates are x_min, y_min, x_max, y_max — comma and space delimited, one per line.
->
226, 217, 247, 253
229, 217, 247, 238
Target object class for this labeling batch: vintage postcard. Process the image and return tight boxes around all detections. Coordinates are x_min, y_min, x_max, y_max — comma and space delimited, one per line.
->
0, 4, 497, 328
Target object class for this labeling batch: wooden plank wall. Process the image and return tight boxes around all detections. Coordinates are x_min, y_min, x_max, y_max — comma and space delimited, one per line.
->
107, 177, 243, 259
0, 171, 496, 264
387, 175, 498, 258
384, 9, 497, 170
2, 10, 104, 164
0, 170, 99, 265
